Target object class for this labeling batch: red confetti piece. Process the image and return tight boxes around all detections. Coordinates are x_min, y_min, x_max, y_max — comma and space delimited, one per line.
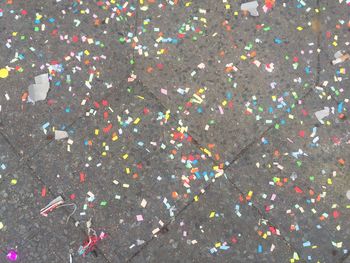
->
333, 210, 340, 219
294, 186, 303, 194
80, 172, 86, 183
41, 187, 47, 197
103, 123, 113, 133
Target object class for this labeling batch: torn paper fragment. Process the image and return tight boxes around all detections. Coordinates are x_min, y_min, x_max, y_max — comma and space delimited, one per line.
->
332, 51, 350, 65
54, 130, 69, 140
28, 73, 50, 103
241, 1, 259, 16
315, 107, 330, 124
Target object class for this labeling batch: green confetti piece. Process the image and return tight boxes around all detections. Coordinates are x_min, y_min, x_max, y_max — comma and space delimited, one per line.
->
100, 201, 107, 206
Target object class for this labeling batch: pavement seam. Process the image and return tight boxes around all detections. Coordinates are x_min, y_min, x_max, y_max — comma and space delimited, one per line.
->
127, 1, 325, 260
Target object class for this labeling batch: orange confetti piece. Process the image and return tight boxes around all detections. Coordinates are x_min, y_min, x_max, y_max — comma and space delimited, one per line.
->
338, 158, 345, 165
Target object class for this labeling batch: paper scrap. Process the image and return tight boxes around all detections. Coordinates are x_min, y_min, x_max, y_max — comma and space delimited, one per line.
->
241, 1, 259, 16
28, 73, 50, 103
332, 51, 350, 65
315, 107, 330, 124
54, 130, 69, 140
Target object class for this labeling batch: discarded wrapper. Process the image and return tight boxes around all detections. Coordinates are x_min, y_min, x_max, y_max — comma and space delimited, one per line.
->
332, 51, 350, 65
40, 196, 76, 223
241, 1, 259, 17
54, 130, 69, 140
28, 73, 50, 103
40, 196, 64, 216
78, 219, 107, 257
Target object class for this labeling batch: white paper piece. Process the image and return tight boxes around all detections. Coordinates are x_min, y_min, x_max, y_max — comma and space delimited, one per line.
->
28, 73, 50, 103
54, 130, 69, 140
332, 51, 350, 65
314, 107, 330, 124
241, 1, 259, 16
346, 190, 350, 200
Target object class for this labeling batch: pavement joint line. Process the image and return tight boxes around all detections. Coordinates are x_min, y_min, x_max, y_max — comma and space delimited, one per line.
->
127, 1, 326, 259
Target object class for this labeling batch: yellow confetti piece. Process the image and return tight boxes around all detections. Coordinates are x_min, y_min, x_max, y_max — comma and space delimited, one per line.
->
297, 26, 303, 31
125, 167, 130, 174
203, 148, 212, 157
0, 68, 9, 78
215, 242, 221, 248
133, 118, 140, 124
122, 154, 128, 160
84, 50, 90, 56
95, 129, 99, 135
262, 233, 267, 239
209, 211, 215, 218
194, 195, 199, 202
11, 179, 17, 185
327, 178, 332, 185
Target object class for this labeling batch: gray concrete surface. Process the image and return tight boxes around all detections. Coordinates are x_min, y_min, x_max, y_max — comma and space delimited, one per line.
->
0, 0, 349, 262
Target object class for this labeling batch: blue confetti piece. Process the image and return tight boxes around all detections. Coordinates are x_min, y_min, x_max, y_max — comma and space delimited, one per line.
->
274, 38, 283, 44
338, 102, 343, 113
303, 241, 311, 247
42, 122, 50, 130
220, 245, 230, 250
257, 244, 263, 253
305, 66, 311, 75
